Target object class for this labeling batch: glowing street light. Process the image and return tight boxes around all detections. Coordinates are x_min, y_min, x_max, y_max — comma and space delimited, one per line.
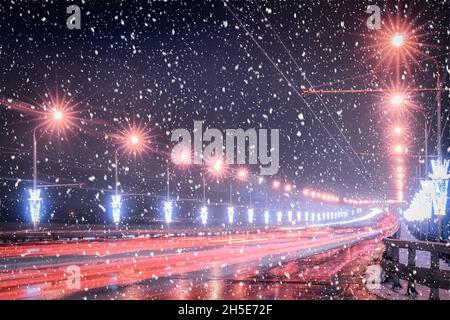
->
237, 168, 248, 181
393, 126, 403, 135
208, 158, 225, 177
391, 33, 405, 48
393, 144, 405, 154
171, 147, 191, 166
272, 180, 280, 189
53, 109, 63, 121
112, 127, 149, 225
284, 183, 292, 193
118, 127, 150, 155
391, 93, 406, 107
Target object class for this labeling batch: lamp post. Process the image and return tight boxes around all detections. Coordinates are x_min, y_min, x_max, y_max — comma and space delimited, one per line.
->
228, 168, 248, 225
167, 147, 191, 225
112, 150, 122, 227
163, 162, 173, 224
111, 129, 148, 226
200, 170, 208, 226
200, 157, 225, 226
29, 109, 66, 227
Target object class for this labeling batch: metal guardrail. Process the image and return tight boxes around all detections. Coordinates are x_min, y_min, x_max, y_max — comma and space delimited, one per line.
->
382, 237, 450, 300
0, 226, 279, 243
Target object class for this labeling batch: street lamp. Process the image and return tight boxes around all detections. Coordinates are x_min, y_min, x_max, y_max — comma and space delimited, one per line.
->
393, 144, 405, 154
390, 93, 406, 107
228, 167, 248, 225
112, 128, 149, 226
393, 126, 403, 135
389, 93, 429, 178
391, 33, 405, 48
165, 147, 191, 225
199, 157, 225, 226
29, 108, 67, 226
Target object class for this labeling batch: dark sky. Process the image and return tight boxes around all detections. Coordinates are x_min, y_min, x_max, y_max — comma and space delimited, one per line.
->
0, 0, 449, 223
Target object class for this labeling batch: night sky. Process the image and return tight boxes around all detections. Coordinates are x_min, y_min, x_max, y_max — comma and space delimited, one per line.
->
0, 0, 449, 224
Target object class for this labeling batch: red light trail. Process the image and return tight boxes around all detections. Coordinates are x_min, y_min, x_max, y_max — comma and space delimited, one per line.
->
0, 213, 398, 300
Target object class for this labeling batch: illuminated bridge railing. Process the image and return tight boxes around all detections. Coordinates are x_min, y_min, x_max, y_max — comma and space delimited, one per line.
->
381, 238, 450, 300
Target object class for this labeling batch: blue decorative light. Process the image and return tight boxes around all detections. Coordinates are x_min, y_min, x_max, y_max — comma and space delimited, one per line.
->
200, 206, 208, 225
28, 188, 42, 224
247, 208, 255, 224
111, 194, 122, 225
164, 200, 173, 223
276, 211, 282, 223
429, 159, 450, 217
264, 210, 270, 225
227, 206, 234, 224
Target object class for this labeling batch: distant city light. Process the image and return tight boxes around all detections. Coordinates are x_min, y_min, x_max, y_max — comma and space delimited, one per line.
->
272, 180, 280, 189
284, 183, 292, 192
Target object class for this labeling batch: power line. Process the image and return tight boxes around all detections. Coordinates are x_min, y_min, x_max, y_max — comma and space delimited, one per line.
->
222, 1, 375, 192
